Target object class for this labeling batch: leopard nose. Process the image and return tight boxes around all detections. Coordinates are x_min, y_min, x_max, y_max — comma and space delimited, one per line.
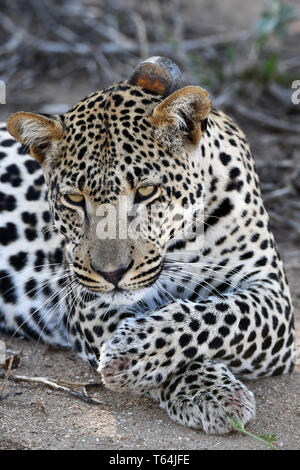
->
91, 259, 134, 286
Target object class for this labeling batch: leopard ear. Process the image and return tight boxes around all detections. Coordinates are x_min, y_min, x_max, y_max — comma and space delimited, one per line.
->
7, 112, 64, 163
150, 86, 211, 148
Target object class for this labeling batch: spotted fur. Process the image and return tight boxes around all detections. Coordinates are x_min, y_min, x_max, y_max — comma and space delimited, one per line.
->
0, 78, 296, 434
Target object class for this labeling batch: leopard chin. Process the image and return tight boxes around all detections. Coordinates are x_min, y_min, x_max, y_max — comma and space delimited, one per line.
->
94, 287, 148, 307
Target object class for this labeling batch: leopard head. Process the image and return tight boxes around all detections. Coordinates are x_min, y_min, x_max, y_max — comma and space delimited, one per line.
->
7, 57, 211, 306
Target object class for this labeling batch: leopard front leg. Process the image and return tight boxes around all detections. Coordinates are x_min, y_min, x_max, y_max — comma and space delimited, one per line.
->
99, 307, 256, 433
148, 358, 255, 434
100, 282, 294, 389
99, 283, 294, 431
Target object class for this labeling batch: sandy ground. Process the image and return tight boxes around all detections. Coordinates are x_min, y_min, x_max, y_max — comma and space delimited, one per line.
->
0, 342, 299, 450
0, 251, 299, 451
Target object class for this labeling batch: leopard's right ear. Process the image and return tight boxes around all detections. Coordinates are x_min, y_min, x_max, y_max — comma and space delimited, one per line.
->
7, 112, 64, 164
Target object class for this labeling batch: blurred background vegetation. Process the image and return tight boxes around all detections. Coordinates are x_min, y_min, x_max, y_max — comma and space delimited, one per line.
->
0, 0, 299, 247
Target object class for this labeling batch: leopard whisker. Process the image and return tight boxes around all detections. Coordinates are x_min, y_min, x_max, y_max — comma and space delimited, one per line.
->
161, 271, 229, 301
33, 277, 78, 351
1, 268, 74, 308
12, 275, 75, 339
164, 265, 240, 293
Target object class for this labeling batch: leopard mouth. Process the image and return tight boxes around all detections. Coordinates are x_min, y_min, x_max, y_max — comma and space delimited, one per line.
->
97, 286, 148, 306
111, 287, 126, 298
71, 258, 164, 307
73, 261, 163, 291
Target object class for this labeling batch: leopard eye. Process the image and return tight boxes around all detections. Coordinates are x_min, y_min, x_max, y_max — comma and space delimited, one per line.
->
136, 185, 157, 202
138, 186, 155, 197
64, 193, 85, 206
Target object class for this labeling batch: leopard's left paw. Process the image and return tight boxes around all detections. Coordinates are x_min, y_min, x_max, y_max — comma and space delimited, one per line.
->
98, 318, 151, 392
99, 341, 134, 389
98, 317, 174, 392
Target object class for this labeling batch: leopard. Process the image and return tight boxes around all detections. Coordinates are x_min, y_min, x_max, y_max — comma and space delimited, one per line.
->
0, 57, 295, 435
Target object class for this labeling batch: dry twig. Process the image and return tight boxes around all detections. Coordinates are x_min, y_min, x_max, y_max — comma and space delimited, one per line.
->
0, 356, 14, 398
0, 372, 106, 406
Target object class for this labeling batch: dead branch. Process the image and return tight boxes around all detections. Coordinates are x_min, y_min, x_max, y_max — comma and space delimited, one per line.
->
231, 103, 300, 133
263, 187, 292, 202
131, 12, 150, 59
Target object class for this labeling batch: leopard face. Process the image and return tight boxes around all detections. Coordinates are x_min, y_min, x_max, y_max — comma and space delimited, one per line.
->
8, 80, 210, 306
